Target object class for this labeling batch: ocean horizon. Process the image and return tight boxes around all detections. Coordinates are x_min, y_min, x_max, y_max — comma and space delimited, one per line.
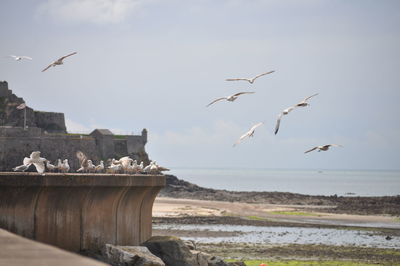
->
168, 168, 400, 197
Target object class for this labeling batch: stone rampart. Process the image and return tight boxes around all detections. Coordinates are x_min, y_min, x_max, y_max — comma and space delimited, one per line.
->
0, 172, 165, 253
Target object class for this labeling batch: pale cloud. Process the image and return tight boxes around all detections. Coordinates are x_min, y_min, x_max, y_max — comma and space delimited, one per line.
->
37, 0, 140, 24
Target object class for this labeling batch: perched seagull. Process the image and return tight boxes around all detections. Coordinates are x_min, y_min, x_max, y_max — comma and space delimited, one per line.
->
137, 161, 144, 173
87, 160, 96, 173
226, 70, 275, 84
45, 160, 57, 172
294, 93, 319, 107
59, 159, 70, 173
42, 52, 77, 72
56, 159, 62, 171
113, 156, 133, 173
233, 122, 263, 147
143, 163, 152, 173
274, 93, 318, 135
23, 151, 47, 174
12, 164, 31, 172
153, 161, 170, 174
206, 92, 255, 107
107, 163, 122, 174
95, 160, 104, 173
304, 144, 343, 154
76, 150, 89, 172
8, 55, 32, 61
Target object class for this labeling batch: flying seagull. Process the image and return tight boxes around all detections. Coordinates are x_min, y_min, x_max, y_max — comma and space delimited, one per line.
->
304, 144, 343, 154
206, 92, 255, 107
274, 93, 318, 135
8, 55, 32, 61
233, 122, 263, 147
274, 106, 296, 135
226, 70, 275, 84
295, 93, 319, 107
42, 52, 77, 72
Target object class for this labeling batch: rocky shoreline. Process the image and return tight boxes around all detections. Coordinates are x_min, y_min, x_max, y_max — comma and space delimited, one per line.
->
159, 175, 400, 216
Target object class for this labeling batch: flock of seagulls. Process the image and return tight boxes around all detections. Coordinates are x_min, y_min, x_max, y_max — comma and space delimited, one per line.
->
208, 70, 343, 154
12, 151, 169, 175
5, 51, 77, 72
7, 50, 171, 175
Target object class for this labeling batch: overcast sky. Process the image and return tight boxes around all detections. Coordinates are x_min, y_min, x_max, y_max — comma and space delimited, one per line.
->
1, 0, 399, 170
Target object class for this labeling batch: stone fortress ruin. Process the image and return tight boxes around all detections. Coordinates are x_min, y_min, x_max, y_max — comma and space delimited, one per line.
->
0, 81, 150, 171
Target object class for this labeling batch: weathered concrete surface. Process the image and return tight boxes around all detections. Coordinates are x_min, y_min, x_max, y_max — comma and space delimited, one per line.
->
0, 173, 165, 253
0, 228, 108, 266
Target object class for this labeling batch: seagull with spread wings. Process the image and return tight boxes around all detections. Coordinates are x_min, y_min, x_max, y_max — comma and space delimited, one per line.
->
274, 106, 296, 135
22, 151, 47, 174
206, 92, 255, 107
226, 70, 275, 84
233, 122, 263, 147
274, 93, 318, 135
304, 144, 343, 154
8, 55, 32, 61
42, 52, 77, 72
295, 93, 319, 107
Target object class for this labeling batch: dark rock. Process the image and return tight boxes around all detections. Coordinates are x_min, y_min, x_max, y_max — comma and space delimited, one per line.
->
227, 262, 246, 266
207, 255, 229, 266
103, 244, 165, 266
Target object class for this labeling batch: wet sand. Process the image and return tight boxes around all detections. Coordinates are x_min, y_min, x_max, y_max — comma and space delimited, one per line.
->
153, 197, 400, 229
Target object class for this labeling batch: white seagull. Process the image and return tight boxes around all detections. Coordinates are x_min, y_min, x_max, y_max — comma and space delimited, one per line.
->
59, 159, 70, 173
9, 55, 32, 61
304, 144, 343, 154
226, 70, 275, 84
45, 160, 57, 172
206, 92, 255, 107
95, 160, 105, 173
76, 151, 90, 172
42, 52, 77, 72
274, 106, 296, 135
274, 93, 318, 135
294, 93, 319, 107
233, 122, 263, 146
23, 151, 47, 174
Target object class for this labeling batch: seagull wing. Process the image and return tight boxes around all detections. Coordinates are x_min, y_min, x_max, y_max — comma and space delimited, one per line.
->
274, 113, 283, 135
328, 144, 343, 148
252, 70, 275, 81
9, 55, 17, 59
59, 52, 77, 61
303, 93, 319, 102
249, 122, 263, 132
23, 157, 32, 166
304, 146, 318, 153
42, 63, 53, 72
76, 151, 88, 168
232, 91, 255, 97
225, 78, 250, 82
33, 162, 45, 174
233, 132, 250, 146
21, 56, 32, 60
206, 97, 227, 107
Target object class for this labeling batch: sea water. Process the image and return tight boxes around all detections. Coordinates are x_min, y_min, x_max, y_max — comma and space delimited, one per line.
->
154, 224, 400, 249
169, 168, 400, 196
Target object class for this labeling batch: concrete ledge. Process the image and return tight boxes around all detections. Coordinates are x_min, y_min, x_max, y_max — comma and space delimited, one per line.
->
0, 173, 165, 253
0, 228, 108, 266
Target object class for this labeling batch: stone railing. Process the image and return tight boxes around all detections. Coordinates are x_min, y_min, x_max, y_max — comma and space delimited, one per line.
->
0, 173, 165, 253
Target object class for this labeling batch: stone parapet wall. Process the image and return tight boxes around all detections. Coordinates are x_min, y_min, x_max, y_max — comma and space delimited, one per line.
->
0, 173, 165, 253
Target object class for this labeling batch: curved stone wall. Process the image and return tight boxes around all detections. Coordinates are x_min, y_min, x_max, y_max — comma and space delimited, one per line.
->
0, 173, 165, 253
